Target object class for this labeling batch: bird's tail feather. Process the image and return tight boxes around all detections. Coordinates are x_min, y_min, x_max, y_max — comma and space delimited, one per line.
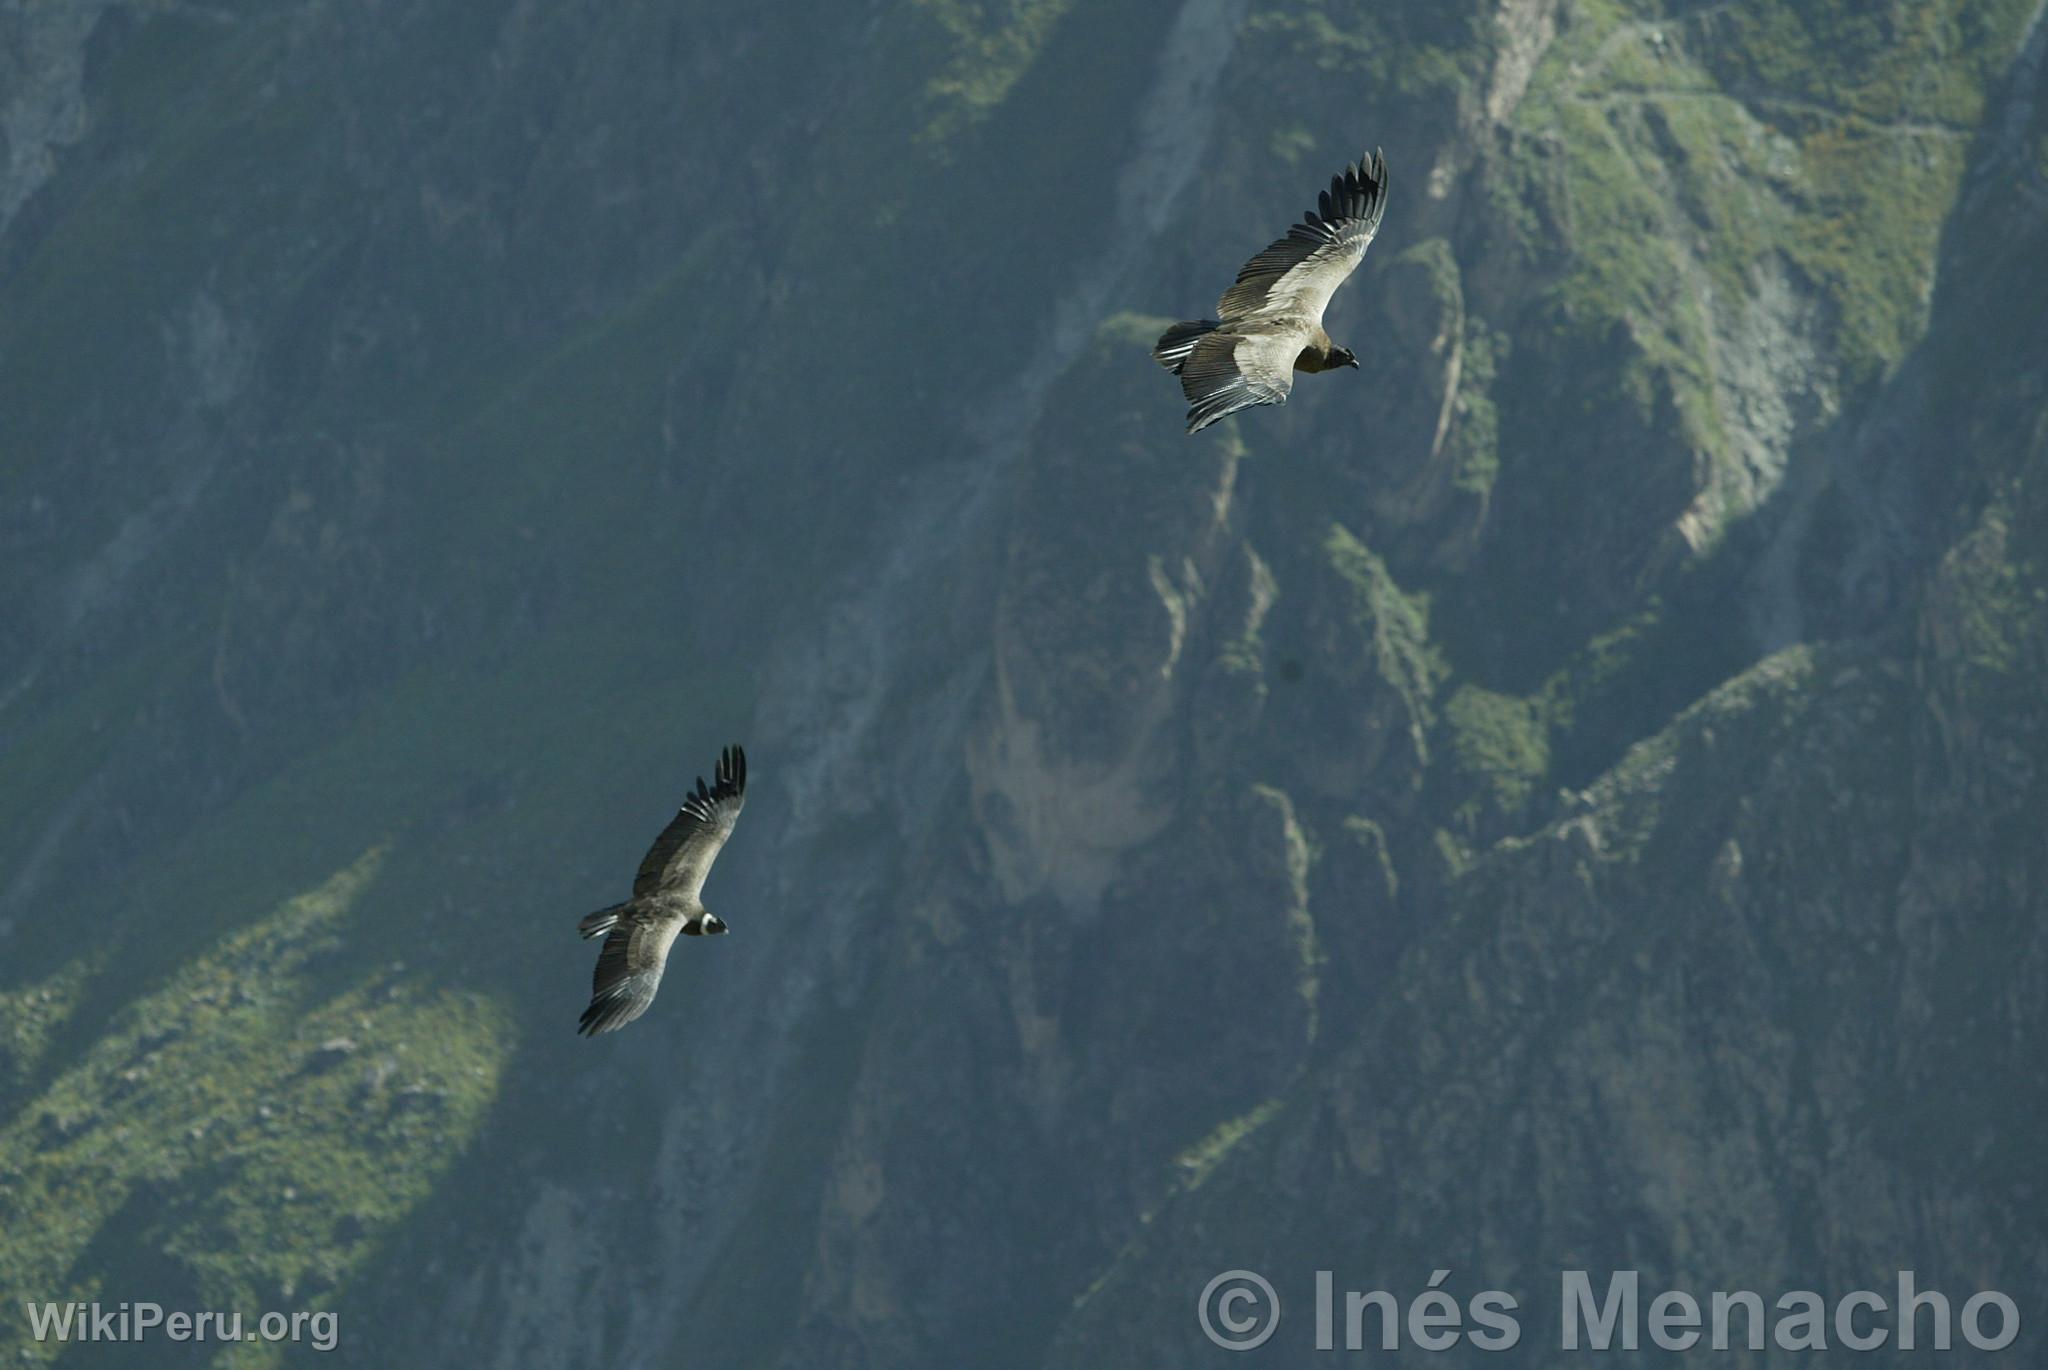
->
577, 901, 628, 940
1153, 319, 1219, 375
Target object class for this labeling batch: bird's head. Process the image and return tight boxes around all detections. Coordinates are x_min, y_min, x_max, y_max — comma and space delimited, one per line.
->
1331, 347, 1361, 370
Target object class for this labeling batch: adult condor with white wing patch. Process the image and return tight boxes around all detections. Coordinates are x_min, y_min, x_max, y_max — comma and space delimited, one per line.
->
1154, 149, 1389, 434
575, 744, 747, 1037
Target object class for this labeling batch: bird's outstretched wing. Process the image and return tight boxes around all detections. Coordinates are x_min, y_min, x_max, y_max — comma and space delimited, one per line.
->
578, 907, 685, 1036
1217, 150, 1388, 325
632, 744, 747, 900
1179, 331, 1298, 434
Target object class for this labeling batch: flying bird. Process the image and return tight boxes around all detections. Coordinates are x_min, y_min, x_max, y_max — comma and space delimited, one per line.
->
576, 744, 747, 1036
1154, 149, 1389, 434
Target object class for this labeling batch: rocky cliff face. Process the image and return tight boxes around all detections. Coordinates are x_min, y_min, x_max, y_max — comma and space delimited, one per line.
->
3, 0, 2044, 1365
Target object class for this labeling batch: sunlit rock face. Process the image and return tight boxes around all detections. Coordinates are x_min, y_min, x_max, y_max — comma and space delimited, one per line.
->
2, 1, 2045, 1366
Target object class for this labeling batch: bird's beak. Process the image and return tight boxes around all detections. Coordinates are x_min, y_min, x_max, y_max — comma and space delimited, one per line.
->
1344, 354, 1361, 369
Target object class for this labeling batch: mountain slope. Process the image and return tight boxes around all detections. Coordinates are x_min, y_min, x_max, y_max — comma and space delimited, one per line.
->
2, 1, 2044, 1365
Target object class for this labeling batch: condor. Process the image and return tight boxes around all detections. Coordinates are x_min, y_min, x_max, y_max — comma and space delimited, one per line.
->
1155, 150, 1389, 434
575, 744, 747, 1036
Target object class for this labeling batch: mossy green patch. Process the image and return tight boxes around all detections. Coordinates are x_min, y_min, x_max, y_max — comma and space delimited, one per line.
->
1516, 0, 2032, 389
1691, 0, 2039, 128
0, 850, 512, 1367
1781, 120, 1967, 378
1443, 683, 1551, 813
1535, 96, 1717, 382
1542, 601, 1654, 717
1391, 236, 1461, 302
1244, 0, 1489, 97
1951, 507, 2035, 676
1934, 494, 2048, 752
0, 962, 99, 1104
1169, 1097, 1284, 1192
1448, 318, 1506, 495
1250, 784, 1321, 1038
909, 0, 1080, 147
1323, 523, 1443, 729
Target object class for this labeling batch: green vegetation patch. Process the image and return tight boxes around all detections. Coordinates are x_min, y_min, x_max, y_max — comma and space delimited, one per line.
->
0, 962, 99, 1102
910, 0, 1080, 146
1449, 318, 1506, 495
1244, 0, 1490, 96
1692, 0, 2040, 128
1950, 504, 2036, 676
1169, 1097, 1284, 1192
1443, 683, 1552, 812
1515, 0, 2033, 388
1323, 523, 1443, 727
1933, 489, 2048, 752
0, 851, 512, 1367
1249, 785, 1321, 1036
